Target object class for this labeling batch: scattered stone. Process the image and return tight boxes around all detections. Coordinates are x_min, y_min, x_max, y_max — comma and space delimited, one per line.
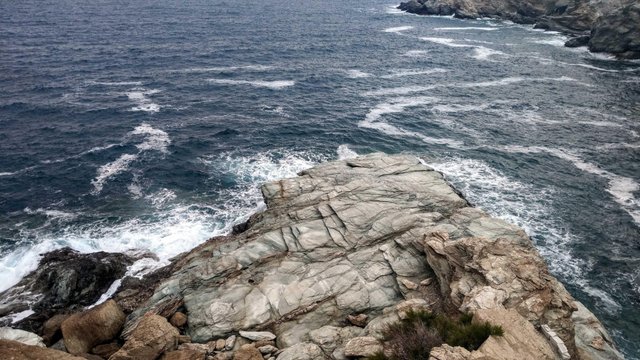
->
420, 278, 433, 286
275, 342, 324, 360
91, 342, 120, 358
343, 336, 383, 357
51, 339, 67, 352
238, 331, 276, 342
398, 278, 418, 290
253, 339, 275, 348
429, 344, 471, 360
0, 339, 84, 359
61, 300, 125, 354
346, 314, 368, 327
308, 326, 341, 351
109, 314, 179, 360
258, 345, 278, 354
0, 327, 45, 347
215, 338, 226, 351
233, 343, 262, 360
225, 335, 236, 350
170, 312, 187, 328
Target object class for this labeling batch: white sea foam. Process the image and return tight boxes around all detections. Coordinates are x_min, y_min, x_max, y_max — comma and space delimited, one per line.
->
208, 79, 295, 89
337, 144, 358, 160
421, 37, 475, 48
9, 310, 35, 324
383, 25, 414, 33
91, 124, 171, 194
91, 154, 138, 194
380, 68, 447, 78
126, 88, 161, 112
471, 46, 507, 61
359, 97, 464, 148
427, 157, 586, 277
500, 146, 640, 225
171, 65, 273, 73
364, 76, 587, 97
345, 69, 373, 78
433, 27, 498, 31
0, 171, 16, 177
23, 208, 77, 221
385, 5, 405, 14
1, 149, 327, 294
403, 50, 428, 58
532, 37, 568, 47
129, 123, 171, 153
90, 81, 143, 86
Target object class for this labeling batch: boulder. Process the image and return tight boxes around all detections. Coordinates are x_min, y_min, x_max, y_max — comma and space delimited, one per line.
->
233, 343, 262, 360
343, 336, 383, 357
346, 314, 367, 327
42, 314, 70, 346
169, 312, 187, 328
0, 327, 45, 347
109, 314, 179, 360
276, 342, 324, 360
565, 35, 590, 47
238, 331, 276, 342
61, 300, 125, 354
0, 339, 85, 359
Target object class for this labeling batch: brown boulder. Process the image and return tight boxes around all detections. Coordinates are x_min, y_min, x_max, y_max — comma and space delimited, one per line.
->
233, 344, 262, 360
0, 339, 85, 360
109, 314, 179, 360
62, 300, 126, 354
42, 314, 71, 346
169, 312, 187, 328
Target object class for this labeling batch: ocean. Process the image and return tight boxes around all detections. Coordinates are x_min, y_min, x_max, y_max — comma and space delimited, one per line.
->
0, 0, 638, 356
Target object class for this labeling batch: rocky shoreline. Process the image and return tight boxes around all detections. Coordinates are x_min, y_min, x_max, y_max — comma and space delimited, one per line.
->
397, 0, 640, 59
0, 153, 624, 359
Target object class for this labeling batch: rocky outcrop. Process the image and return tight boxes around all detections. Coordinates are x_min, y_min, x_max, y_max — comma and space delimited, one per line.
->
588, 2, 640, 59
0, 327, 46, 347
0, 153, 624, 359
398, 0, 640, 58
0, 248, 138, 333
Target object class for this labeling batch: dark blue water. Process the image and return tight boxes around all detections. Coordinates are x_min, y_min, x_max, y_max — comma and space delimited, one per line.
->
1, 0, 639, 356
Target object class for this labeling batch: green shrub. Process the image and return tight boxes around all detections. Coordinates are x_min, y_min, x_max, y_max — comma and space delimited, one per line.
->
367, 310, 504, 360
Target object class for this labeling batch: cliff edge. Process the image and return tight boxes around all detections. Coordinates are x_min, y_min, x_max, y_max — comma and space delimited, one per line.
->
397, 0, 640, 59
0, 153, 623, 359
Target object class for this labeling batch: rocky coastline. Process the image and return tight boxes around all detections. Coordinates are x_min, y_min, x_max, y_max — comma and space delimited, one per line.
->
0, 153, 624, 359
397, 0, 640, 59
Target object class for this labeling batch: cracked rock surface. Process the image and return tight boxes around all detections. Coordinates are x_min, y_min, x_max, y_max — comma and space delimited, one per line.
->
126, 153, 621, 359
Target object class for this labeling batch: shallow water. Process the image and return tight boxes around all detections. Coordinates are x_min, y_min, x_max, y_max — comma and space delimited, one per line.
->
0, 0, 638, 356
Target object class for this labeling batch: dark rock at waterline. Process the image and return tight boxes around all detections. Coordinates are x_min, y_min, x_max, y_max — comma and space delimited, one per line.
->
214, 128, 240, 137
397, 0, 640, 58
589, 3, 640, 59
0, 248, 139, 333
565, 35, 590, 48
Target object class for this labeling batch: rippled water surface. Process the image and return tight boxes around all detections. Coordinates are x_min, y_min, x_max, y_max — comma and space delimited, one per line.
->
1, 0, 639, 356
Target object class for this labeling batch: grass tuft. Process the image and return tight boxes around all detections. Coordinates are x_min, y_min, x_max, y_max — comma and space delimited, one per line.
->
367, 309, 504, 360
